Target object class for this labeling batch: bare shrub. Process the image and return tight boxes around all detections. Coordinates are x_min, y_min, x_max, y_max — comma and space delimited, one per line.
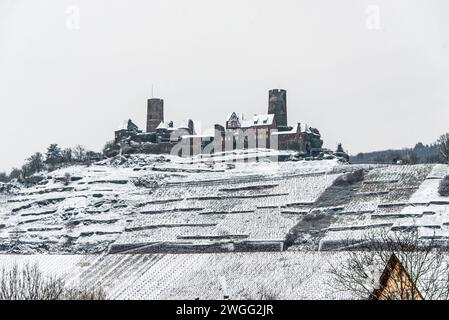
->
132, 177, 159, 189
240, 285, 280, 300
254, 286, 279, 300
63, 285, 107, 300
0, 183, 18, 195
63, 172, 71, 186
438, 175, 449, 197
0, 263, 106, 300
438, 133, 449, 163
0, 172, 9, 183
103, 140, 120, 158
8, 168, 22, 181
333, 169, 365, 186
328, 230, 449, 300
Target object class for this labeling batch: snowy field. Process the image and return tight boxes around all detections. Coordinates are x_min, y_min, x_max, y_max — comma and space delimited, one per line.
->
0, 252, 352, 300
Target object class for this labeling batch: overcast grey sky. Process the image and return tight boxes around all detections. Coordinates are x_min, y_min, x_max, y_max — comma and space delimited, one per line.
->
1, 0, 449, 171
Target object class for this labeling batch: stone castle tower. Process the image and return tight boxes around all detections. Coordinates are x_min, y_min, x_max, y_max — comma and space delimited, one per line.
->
268, 89, 287, 128
146, 98, 164, 132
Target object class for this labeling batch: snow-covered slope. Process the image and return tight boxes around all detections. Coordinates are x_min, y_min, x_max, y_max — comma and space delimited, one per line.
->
1, 150, 448, 254
0, 252, 352, 300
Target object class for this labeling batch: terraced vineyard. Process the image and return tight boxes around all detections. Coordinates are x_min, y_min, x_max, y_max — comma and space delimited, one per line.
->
1, 152, 448, 254
0, 151, 344, 254
2, 151, 449, 299
0, 252, 350, 300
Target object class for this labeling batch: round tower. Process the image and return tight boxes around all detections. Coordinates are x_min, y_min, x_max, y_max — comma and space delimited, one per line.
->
147, 98, 164, 133
268, 89, 287, 128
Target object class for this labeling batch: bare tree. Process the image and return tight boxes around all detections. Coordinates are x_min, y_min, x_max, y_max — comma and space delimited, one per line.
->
0, 263, 106, 300
328, 230, 449, 300
405, 150, 418, 165
62, 148, 73, 164
21, 163, 32, 179
26, 152, 45, 174
438, 133, 449, 163
73, 145, 87, 163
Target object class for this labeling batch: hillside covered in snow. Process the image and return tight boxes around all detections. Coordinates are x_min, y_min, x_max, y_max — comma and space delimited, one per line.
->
1, 149, 449, 255
2, 149, 449, 299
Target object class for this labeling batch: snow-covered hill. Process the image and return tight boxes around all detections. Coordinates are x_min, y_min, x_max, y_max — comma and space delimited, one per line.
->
1, 149, 448, 255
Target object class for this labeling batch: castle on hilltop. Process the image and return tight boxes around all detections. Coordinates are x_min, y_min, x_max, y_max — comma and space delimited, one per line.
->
114, 89, 326, 157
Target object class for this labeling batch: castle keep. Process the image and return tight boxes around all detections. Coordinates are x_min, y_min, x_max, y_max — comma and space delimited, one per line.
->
268, 89, 287, 129
114, 89, 325, 157
146, 98, 164, 133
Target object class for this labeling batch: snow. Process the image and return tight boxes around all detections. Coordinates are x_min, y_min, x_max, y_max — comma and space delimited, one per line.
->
2, 153, 449, 299
156, 121, 168, 130
117, 120, 131, 131
271, 129, 296, 136
0, 151, 342, 253
1, 153, 448, 254
319, 164, 438, 247
0, 252, 353, 300
241, 114, 275, 128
